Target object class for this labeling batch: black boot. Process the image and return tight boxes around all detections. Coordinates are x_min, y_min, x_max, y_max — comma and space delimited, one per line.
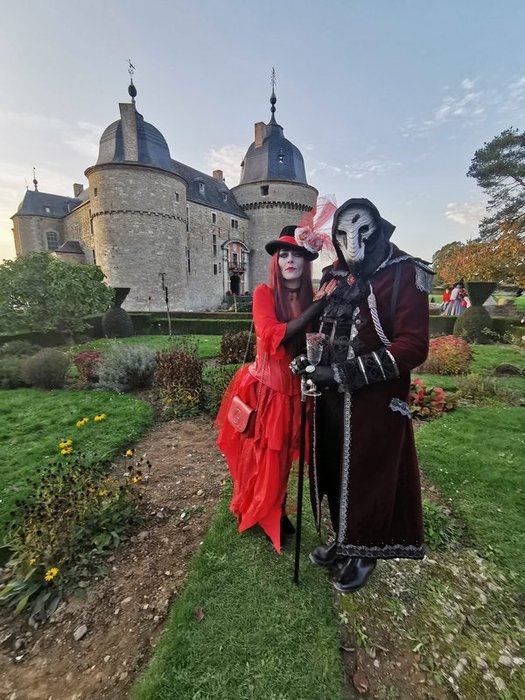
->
280, 515, 296, 536
333, 557, 376, 594
309, 541, 342, 567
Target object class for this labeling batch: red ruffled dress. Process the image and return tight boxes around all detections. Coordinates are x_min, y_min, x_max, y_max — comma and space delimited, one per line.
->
216, 284, 303, 552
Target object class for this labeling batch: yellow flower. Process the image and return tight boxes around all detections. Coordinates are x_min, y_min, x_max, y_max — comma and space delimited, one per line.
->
98, 489, 109, 497
94, 413, 107, 422
125, 449, 135, 457
131, 476, 142, 484
60, 447, 73, 455
65, 439, 73, 446
102, 477, 111, 485
29, 558, 36, 566
44, 566, 59, 582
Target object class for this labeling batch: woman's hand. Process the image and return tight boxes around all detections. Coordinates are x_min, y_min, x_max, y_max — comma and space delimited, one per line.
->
313, 278, 338, 302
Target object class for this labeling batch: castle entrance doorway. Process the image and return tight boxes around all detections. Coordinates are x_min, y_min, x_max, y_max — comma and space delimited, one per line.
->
230, 274, 240, 295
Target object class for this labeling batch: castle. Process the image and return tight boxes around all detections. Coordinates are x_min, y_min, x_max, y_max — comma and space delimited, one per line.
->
11, 78, 318, 311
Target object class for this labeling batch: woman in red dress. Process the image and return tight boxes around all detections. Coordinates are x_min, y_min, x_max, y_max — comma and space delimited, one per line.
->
216, 226, 336, 552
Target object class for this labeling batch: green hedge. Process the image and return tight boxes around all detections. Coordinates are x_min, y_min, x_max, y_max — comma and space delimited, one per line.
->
2, 315, 521, 348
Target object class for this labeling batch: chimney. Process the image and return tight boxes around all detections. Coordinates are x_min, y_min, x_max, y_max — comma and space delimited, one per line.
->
212, 169, 224, 182
73, 183, 84, 198
254, 122, 266, 148
119, 103, 138, 161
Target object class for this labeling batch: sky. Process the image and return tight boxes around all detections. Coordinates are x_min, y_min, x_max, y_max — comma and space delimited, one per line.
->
1, 0, 524, 266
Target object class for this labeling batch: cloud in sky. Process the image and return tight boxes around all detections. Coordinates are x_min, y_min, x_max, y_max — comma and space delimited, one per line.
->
64, 121, 102, 159
308, 157, 400, 180
206, 144, 244, 188
445, 200, 486, 226
404, 74, 525, 137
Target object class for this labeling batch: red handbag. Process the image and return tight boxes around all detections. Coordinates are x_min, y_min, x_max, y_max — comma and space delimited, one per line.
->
227, 395, 256, 437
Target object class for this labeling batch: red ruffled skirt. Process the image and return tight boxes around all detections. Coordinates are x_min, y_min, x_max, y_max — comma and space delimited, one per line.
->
216, 365, 303, 552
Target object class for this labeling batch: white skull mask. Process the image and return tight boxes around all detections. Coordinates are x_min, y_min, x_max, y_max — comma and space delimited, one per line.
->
334, 207, 377, 265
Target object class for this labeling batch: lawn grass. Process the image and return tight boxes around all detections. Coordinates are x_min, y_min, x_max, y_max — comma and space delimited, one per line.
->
416, 406, 525, 593
470, 343, 525, 374
68, 335, 221, 359
0, 389, 154, 537
133, 486, 345, 700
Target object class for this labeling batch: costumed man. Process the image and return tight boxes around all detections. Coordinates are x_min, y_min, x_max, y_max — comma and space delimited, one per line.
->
291, 198, 433, 593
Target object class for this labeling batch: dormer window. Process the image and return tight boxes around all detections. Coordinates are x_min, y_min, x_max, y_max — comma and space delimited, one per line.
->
199, 182, 205, 195
222, 193, 228, 203
278, 154, 284, 164
44, 206, 51, 214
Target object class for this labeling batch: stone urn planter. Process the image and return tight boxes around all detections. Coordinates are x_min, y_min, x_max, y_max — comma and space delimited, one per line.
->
453, 281, 497, 344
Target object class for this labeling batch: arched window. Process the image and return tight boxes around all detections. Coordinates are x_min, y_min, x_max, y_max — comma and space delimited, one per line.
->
46, 231, 59, 251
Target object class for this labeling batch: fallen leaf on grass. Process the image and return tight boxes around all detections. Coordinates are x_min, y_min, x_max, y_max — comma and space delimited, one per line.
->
195, 606, 205, 622
353, 669, 369, 695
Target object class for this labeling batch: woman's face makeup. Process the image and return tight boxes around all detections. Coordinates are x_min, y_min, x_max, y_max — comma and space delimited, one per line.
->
278, 249, 305, 282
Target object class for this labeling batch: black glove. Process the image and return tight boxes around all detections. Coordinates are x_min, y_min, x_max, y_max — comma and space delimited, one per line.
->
332, 348, 399, 392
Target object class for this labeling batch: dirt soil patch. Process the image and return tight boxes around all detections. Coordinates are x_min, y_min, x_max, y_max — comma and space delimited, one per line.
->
0, 416, 228, 700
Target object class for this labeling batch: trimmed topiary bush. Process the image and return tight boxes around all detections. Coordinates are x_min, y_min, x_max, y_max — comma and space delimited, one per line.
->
95, 344, 156, 392
453, 305, 493, 344
417, 335, 473, 375
20, 349, 71, 389
102, 307, 134, 338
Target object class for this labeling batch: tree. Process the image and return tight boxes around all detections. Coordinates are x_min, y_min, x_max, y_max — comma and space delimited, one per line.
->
435, 233, 525, 287
467, 128, 525, 239
0, 253, 114, 335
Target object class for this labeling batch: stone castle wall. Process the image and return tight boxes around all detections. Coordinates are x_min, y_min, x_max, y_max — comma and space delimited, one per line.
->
86, 163, 188, 311
12, 215, 65, 256
232, 180, 318, 288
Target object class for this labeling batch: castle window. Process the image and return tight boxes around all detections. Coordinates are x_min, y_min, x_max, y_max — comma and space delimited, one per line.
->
212, 234, 217, 257
46, 231, 59, 251
231, 218, 238, 230
89, 209, 94, 235
278, 155, 284, 164
199, 182, 205, 194
260, 185, 269, 196
92, 249, 97, 264
175, 192, 180, 203
213, 264, 218, 275
219, 262, 222, 273
186, 206, 189, 232
222, 193, 228, 203
94, 188, 98, 197
211, 212, 217, 224
44, 206, 51, 214
186, 247, 191, 273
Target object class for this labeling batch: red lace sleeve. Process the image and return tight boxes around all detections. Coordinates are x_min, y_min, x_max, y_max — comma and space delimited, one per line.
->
252, 284, 287, 359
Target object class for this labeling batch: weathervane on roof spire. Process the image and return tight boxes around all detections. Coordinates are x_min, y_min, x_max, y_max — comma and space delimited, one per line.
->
32, 166, 38, 192
270, 67, 277, 124
128, 59, 137, 104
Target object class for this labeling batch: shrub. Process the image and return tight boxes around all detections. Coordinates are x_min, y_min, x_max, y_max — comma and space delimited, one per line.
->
410, 378, 457, 419
219, 330, 255, 365
0, 340, 41, 357
455, 373, 514, 405
423, 499, 461, 550
418, 335, 473, 375
203, 364, 242, 417
453, 306, 493, 344
20, 349, 71, 389
102, 306, 134, 338
155, 341, 204, 419
95, 344, 156, 392
0, 357, 26, 389
73, 350, 104, 385
0, 452, 150, 620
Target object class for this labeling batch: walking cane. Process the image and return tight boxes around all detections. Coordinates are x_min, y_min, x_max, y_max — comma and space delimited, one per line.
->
293, 378, 308, 585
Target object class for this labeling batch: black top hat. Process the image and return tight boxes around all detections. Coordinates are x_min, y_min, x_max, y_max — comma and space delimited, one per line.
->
264, 225, 318, 261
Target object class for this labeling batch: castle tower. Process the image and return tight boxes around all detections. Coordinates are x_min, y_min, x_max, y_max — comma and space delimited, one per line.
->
231, 85, 318, 288
85, 77, 188, 311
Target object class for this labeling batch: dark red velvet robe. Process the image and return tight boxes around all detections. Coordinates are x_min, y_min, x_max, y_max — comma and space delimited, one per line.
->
310, 257, 429, 559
